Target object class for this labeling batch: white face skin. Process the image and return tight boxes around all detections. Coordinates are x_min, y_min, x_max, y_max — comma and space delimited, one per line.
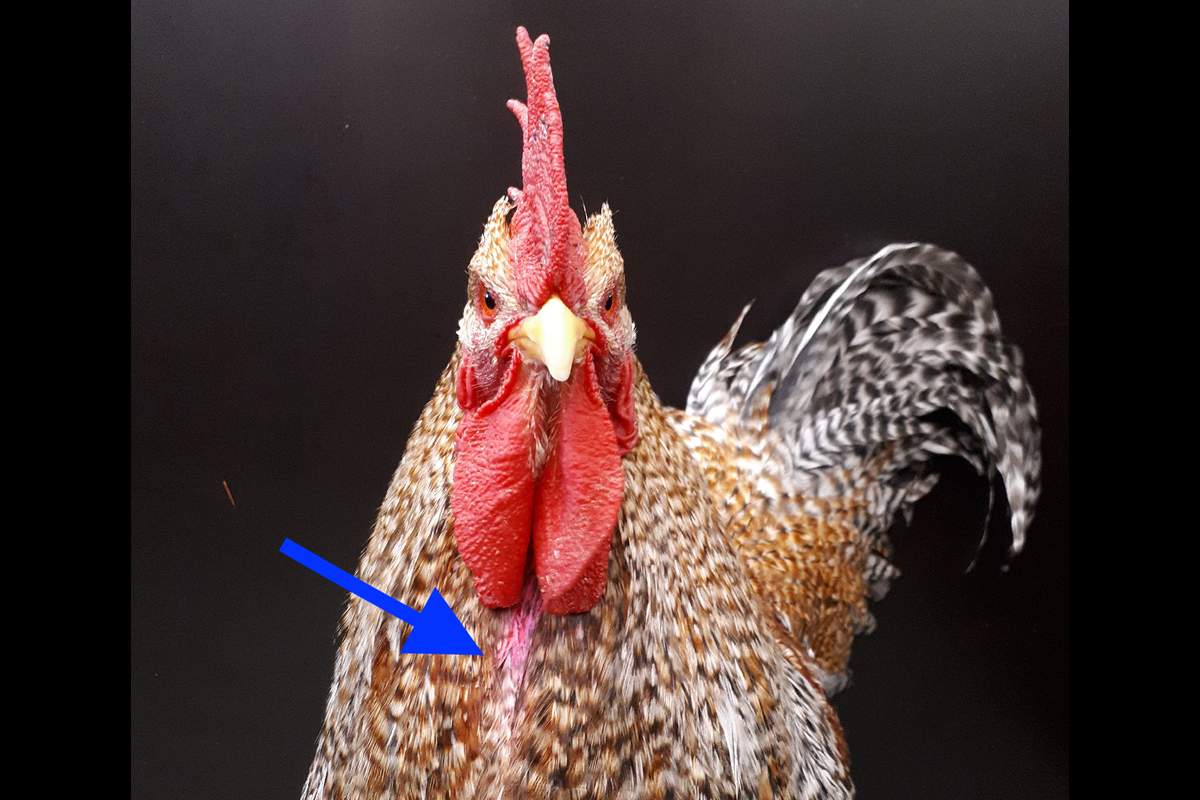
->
457, 197, 636, 410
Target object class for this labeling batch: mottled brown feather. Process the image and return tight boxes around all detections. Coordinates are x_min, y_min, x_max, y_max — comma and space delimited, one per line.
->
302, 358, 856, 798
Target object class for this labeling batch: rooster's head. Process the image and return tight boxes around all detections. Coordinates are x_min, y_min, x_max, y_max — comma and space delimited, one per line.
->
451, 27, 637, 615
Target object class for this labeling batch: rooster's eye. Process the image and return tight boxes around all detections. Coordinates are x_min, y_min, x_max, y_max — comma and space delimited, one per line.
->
478, 285, 499, 323
601, 289, 619, 323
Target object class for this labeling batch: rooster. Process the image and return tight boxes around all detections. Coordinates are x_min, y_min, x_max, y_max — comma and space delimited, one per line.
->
301, 27, 1040, 799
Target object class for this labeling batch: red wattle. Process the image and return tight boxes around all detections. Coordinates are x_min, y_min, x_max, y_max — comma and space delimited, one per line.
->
532, 354, 624, 613
451, 359, 537, 608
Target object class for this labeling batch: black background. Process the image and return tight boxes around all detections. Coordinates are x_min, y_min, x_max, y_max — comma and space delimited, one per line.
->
131, 1, 1068, 797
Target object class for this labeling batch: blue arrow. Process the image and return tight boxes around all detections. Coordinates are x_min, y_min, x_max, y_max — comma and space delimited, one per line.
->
279, 538, 482, 656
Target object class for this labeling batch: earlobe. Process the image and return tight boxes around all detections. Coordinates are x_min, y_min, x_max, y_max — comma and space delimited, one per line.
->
609, 356, 638, 455
455, 362, 477, 410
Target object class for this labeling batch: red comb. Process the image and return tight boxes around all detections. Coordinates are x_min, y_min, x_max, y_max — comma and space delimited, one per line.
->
506, 27, 586, 308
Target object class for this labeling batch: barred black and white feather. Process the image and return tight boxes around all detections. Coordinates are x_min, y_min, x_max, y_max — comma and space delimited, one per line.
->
687, 242, 1041, 600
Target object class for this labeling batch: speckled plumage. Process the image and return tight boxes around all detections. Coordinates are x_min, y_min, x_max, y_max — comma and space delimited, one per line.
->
303, 352, 855, 799
300, 28, 1040, 799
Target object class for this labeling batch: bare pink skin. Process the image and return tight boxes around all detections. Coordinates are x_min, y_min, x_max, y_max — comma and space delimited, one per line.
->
494, 577, 544, 748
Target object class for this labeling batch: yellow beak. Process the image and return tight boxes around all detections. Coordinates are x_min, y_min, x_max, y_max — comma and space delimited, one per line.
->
508, 295, 594, 382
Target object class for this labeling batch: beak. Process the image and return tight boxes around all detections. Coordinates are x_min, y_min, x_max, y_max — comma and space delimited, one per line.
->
509, 295, 594, 382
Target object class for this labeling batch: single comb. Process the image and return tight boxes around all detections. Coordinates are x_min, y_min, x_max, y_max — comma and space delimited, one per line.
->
506, 27, 587, 309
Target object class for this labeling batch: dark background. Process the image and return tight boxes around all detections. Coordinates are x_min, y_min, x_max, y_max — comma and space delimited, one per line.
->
131, 1, 1067, 797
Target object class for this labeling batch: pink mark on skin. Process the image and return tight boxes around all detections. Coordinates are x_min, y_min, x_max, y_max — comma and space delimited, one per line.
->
497, 577, 543, 677
494, 575, 543, 748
